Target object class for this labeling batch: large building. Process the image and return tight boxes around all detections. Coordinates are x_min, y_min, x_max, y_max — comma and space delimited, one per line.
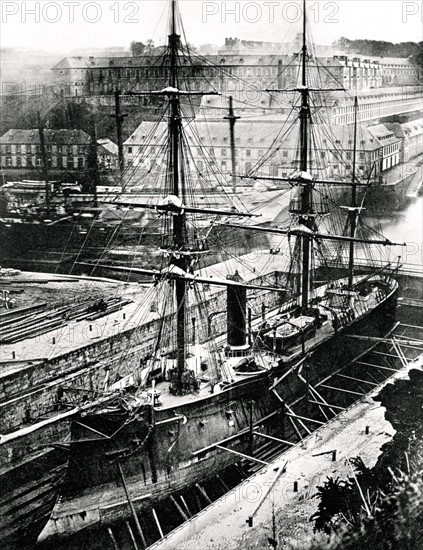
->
51, 43, 422, 99
0, 129, 117, 175
122, 116, 420, 186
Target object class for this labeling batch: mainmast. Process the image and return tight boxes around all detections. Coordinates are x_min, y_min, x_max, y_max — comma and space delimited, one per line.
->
297, 0, 313, 312
168, 0, 188, 392
224, 96, 240, 194
348, 96, 359, 288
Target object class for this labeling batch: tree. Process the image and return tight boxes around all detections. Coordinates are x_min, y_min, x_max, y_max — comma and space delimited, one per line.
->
130, 41, 145, 57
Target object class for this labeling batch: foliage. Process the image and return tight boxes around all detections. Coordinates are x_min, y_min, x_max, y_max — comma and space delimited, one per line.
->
307, 471, 423, 550
332, 37, 423, 62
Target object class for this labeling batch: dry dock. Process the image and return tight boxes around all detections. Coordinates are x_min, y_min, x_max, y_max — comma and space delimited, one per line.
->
152, 354, 423, 550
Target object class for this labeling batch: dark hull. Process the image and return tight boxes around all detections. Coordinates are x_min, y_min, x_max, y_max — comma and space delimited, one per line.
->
38, 285, 398, 545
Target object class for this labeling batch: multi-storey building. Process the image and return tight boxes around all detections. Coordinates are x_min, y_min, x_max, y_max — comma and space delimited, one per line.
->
123, 117, 407, 186
51, 47, 422, 99
0, 129, 117, 173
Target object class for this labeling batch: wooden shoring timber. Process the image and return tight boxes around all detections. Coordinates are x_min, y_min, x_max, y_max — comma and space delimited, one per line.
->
215, 444, 270, 465
305, 383, 336, 418
179, 495, 192, 518
336, 373, 378, 386
391, 338, 409, 368
366, 371, 383, 385
285, 412, 326, 425
269, 357, 308, 390
170, 495, 189, 522
125, 521, 139, 550
192, 407, 283, 457
372, 350, 413, 361
253, 431, 296, 446
308, 400, 345, 411
216, 474, 230, 493
107, 527, 120, 550
247, 461, 288, 527
152, 508, 164, 539
117, 464, 146, 546
285, 404, 311, 434
356, 360, 397, 372
347, 334, 423, 350
320, 384, 364, 397
195, 483, 213, 505
286, 413, 303, 440
398, 322, 423, 330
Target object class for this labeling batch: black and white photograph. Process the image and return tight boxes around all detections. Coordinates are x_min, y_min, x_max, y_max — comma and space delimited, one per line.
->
1, 1, 422, 549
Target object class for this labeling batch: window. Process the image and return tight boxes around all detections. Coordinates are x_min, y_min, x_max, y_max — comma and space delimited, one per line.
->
127, 147, 133, 154
126, 69, 131, 79
245, 162, 251, 172
246, 149, 251, 157
26, 156, 32, 166
78, 157, 84, 168
16, 157, 22, 167
36, 158, 42, 166
222, 149, 227, 157
321, 152, 326, 158
221, 161, 227, 171
283, 151, 288, 158
197, 160, 203, 171
6, 157, 12, 166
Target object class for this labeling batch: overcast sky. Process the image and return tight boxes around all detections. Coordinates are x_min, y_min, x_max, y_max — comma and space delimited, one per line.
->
1, 1, 422, 52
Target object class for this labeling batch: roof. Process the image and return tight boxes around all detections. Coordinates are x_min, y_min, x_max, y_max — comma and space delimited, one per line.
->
97, 138, 118, 155
124, 120, 381, 151
0, 129, 91, 144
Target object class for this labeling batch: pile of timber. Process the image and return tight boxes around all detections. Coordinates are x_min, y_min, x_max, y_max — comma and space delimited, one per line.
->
0, 297, 131, 345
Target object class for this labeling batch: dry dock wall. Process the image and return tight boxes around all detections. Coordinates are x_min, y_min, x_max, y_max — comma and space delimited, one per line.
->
0, 272, 284, 437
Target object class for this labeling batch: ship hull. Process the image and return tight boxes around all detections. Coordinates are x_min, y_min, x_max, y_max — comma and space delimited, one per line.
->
38, 282, 398, 545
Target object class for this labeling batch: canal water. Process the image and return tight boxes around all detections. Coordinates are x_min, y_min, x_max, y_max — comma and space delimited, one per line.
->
366, 196, 423, 269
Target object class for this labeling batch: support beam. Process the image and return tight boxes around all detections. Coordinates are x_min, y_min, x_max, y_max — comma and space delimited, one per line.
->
253, 431, 296, 446
336, 373, 378, 386
117, 463, 146, 546
196, 483, 212, 505
285, 404, 311, 434
216, 444, 269, 465
170, 495, 189, 522
125, 521, 139, 550
107, 527, 120, 550
216, 474, 230, 493
285, 412, 325, 425
180, 496, 192, 518
308, 400, 344, 411
247, 461, 288, 527
152, 508, 164, 539
372, 350, 412, 361
286, 414, 303, 440
357, 361, 397, 372
320, 384, 364, 397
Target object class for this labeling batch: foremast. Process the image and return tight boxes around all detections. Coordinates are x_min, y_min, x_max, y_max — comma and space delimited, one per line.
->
168, 0, 189, 392
295, 0, 313, 312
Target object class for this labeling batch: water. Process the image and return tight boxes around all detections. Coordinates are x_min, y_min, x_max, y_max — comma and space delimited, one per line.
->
366, 196, 423, 270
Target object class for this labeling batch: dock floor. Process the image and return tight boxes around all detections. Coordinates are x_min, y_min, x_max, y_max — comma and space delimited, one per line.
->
151, 355, 423, 550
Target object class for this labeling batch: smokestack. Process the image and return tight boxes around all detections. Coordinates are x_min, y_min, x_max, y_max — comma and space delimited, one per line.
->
226, 271, 247, 348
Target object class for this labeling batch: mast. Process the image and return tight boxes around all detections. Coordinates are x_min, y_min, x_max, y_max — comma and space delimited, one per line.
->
298, 0, 312, 312
110, 89, 127, 189
348, 96, 358, 288
224, 96, 240, 194
87, 116, 99, 204
37, 111, 50, 213
168, 0, 188, 391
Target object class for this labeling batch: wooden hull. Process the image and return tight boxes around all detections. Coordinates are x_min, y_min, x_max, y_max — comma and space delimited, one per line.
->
38, 280, 398, 545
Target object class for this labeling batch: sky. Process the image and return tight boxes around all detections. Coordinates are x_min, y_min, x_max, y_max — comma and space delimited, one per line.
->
1, 0, 423, 52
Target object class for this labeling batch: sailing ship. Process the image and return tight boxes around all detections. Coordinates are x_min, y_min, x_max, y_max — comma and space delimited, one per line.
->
37, 0, 403, 546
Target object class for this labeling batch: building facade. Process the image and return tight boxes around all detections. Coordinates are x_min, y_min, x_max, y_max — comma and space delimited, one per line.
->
0, 129, 117, 173
123, 117, 412, 187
